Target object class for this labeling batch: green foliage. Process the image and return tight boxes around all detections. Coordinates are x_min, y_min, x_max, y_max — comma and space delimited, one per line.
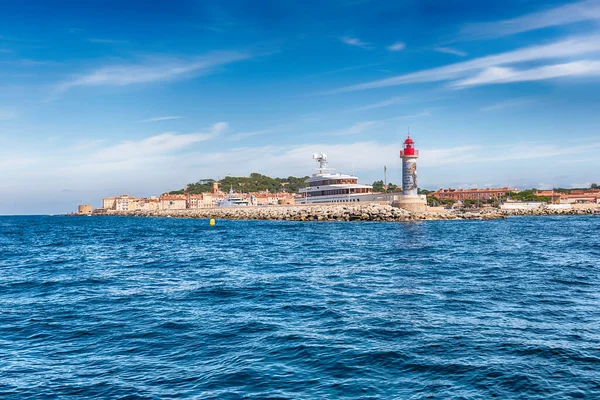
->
372, 180, 385, 192
426, 196, 439, 206
171, 173, 309, 195
372, 180, 399, 193
592, 183, 598, 189
418, 188, 434, 195
506, 190, 550, 202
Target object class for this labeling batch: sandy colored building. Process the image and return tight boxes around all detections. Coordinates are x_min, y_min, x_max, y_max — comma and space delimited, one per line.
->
432, 187, 517, 201
535, 189, 600, 204
135, 196, 160, 211
250, 192, 296, 206
186, 193, 214, 208
78, 204, 93, 215
159, 194, 187, 210
115, 195, 137, 211
103, 197, 116, 210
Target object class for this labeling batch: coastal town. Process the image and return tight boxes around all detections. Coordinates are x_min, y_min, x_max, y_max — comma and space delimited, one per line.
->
75, 135, 600, 219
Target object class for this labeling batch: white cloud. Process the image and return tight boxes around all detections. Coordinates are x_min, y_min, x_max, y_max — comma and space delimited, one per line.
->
461, 0, 600, 39
88, 38, 129, 44
340, 36, 370, 48
329, 111, 430, 136
387, 42, 406, 51
2, 134, 600, 214
346, 96, 406, 112
434, 47, 467, 57
229, 128, 276, 141
480, 97, 537, 112
453, 60, 600, 87
55, 52, 250, 93
329, 121, 380, 136
329, 34, 600, 93
138, 116, 183, 123
92, 122, 227, 162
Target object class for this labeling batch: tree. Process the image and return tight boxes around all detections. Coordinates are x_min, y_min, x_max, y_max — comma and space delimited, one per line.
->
592, 183, 598, 189
508, 190, 550, 203
462, 199, 478, 208
426, 196, 440, 207
372, 180, 385, 192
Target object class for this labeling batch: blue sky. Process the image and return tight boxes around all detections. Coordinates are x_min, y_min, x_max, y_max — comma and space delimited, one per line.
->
1, 0, 600, 214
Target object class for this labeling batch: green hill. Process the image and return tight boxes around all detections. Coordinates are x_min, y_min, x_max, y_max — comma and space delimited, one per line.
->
169, 173, 309, 195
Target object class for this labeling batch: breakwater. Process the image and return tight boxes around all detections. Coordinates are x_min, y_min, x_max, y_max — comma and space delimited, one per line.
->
87, 203, 600, 221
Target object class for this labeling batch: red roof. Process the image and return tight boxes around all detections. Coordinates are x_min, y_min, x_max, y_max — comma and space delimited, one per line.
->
404, 136, 414, 144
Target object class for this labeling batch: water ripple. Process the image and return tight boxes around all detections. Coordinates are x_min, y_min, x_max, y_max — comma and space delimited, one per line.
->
1, 215, 600, 398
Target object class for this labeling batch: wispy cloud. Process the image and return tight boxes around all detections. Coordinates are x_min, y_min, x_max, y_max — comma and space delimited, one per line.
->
461, 0, 600, 39
346, 96, 406, 112
387, 42, 406, 51
54, 51, 251, 94
229, 128, 277, 141
453, 60, 600, 88
421, 140, 600, 166
340, 36, 370, 48
93, 122, 227, 162
328, 34, 600, 93
88, 38, 129, 44
434, 47, 467, 57
480, 97, 537, 112
329, 111, 430, 136
329, 121, 380, 136
138, 116, 183, 123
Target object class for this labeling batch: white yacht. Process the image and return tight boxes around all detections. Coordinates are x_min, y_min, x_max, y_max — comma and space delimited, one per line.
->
299, 153, 375, 204
218, 188, 250, 207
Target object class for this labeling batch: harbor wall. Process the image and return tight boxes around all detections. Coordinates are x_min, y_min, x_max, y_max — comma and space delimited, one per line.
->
84, 202, 599, 221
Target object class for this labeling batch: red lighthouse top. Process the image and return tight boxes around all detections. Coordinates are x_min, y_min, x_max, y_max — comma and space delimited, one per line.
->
400, 135, 418, 157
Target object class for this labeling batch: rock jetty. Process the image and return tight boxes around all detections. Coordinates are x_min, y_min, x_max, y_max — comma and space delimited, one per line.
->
96, 203, 509, 221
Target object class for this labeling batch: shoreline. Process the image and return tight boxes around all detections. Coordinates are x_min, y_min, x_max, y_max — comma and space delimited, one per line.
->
74, 203, 600, 222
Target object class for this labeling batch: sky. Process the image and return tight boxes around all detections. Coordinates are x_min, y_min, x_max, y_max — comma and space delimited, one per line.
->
1, 0, 600, 214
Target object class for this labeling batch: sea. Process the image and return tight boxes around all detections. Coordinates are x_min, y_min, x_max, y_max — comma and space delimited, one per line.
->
1, 215, 599, 399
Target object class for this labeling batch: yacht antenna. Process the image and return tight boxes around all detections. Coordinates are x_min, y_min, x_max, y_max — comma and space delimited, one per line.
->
312, 152, 329, 174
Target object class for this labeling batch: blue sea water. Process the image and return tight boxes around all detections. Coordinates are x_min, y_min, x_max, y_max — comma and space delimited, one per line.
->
1, 216, 599, 399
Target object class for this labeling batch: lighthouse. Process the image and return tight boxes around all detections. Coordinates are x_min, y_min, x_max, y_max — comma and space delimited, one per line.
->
392, 134, 427, 212
400, 135, 419, 196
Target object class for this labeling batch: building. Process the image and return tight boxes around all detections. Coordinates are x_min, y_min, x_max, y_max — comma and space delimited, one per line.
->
536, 189, 600, 204
187, 194, 214, 209
78, 204, 93, 215
102, 197, 116, 210
250, 192, 295, 206
159, 194, 187, 210
135, 197, 160, 211
432, 187, 517, 201
565, 189, 600, 204
115, 195, 137, 211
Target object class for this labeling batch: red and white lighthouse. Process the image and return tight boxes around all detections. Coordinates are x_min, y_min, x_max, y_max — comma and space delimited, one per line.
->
400, 135, 419, 196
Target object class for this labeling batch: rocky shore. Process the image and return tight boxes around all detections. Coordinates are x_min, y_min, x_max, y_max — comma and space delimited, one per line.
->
84, 203, 598, 222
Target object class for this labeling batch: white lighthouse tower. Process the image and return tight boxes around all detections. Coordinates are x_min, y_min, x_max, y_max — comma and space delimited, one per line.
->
392, 134, 427, 212
400, 135, 418, 196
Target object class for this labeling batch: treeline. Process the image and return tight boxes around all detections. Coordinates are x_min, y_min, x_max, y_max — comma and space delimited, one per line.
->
169, 173, 310, 195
